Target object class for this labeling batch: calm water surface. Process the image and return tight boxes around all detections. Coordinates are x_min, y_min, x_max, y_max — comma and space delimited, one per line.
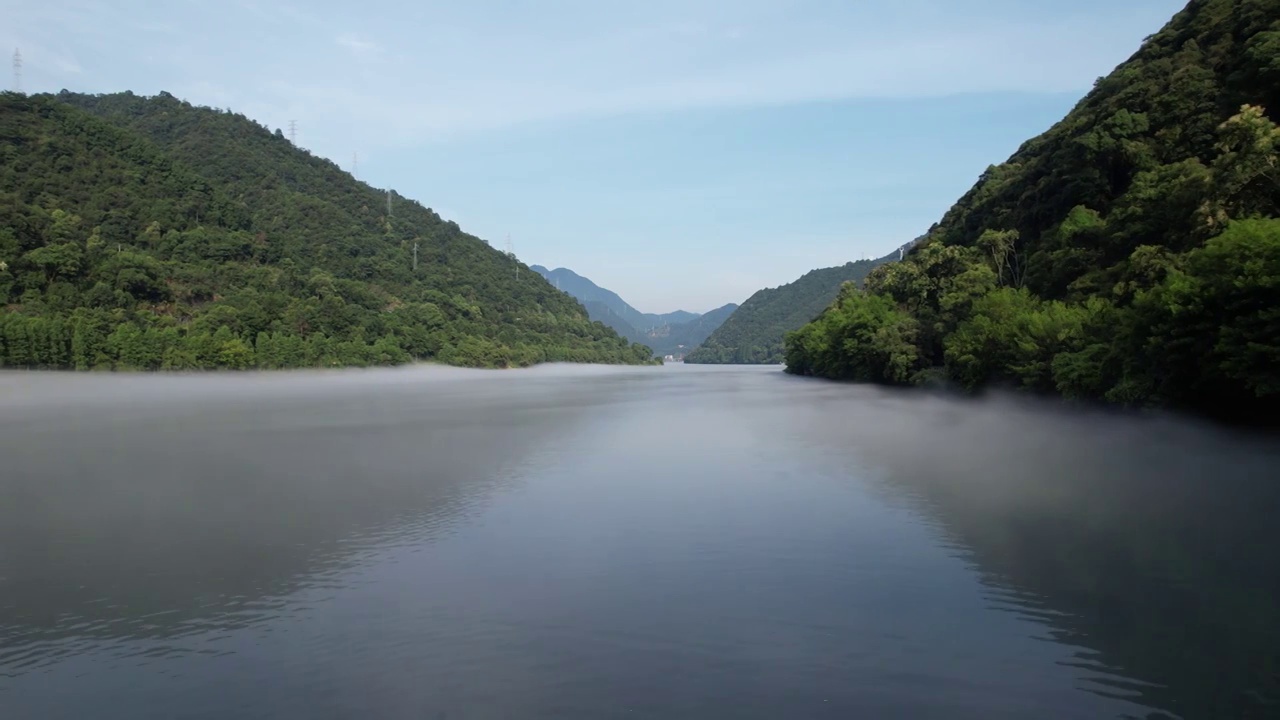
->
1, 364, 1278, 719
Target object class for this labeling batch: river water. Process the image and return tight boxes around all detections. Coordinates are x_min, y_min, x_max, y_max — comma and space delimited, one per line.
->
1, 364, 1277, 719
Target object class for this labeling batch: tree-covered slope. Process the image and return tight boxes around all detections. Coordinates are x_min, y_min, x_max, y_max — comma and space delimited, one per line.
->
0, 91, 654, 370
685, 254, 897, 364
785, 0, 1279, 422
582, 300, 644, 344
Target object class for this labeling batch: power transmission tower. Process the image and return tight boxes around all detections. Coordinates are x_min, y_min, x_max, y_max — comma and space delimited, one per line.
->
412, 241, 418, 271
386, 189, 392, 217
352, 152, 358, 180
288, 119, 297, 144
12, 48, 21, 92
506, 234, 519, 280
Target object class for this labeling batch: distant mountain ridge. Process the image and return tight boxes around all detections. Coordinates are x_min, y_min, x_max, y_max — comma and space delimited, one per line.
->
530, 265, 734, 356
685, 249, 902, 364
531, 266, 700, 331
654, 309, 700, 327
642, 302, 739, 358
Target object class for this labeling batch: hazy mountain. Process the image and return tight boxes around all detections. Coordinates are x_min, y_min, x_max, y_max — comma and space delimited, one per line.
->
531, 265, 653, 333
642, 303, 740, 358
581, 300, 644, 344
531, 265, 739, 356
646, 310, 700, 327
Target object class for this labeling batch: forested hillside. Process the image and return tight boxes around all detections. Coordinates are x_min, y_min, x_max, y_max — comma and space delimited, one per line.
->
685, 254, 896, 364
0, 91, 654, 370
581, 300, 645, 344
785, 0, 1279, 422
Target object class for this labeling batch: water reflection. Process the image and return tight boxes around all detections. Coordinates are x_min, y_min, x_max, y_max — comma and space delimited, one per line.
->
3, 365, 1278, 720
0, 366, 621, 674
790, 384, 1280, 719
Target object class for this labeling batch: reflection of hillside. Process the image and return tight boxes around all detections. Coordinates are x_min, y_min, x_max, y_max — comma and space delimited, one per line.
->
0, 371, 612, 667
794, 388, 1280, 719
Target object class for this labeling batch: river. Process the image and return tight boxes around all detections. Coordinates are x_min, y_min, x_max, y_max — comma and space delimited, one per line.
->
1, 364, 1277, 719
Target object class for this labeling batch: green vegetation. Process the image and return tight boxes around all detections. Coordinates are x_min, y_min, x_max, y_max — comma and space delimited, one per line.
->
686, 254, 897, 364
0, 91, 655, 370
785, 0, 1280, 422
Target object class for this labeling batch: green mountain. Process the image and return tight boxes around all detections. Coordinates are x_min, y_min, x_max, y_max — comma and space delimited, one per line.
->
0, 91, 654, 370
685, 253, 899, 364
641, 303, 739, 358
785, 0, 1279, 422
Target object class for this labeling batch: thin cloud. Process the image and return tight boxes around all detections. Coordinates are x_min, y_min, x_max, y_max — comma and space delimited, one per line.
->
4, 0, 1187, 155
277, 1, 1182, 146
132, 21, 178, 35
336, 34, 378, 54
53, 56, 83, 74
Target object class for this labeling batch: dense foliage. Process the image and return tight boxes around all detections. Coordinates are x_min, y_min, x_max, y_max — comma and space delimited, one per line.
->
0, 91, 655, 370
786, 0, 1280, 422
686, 255, 896, 364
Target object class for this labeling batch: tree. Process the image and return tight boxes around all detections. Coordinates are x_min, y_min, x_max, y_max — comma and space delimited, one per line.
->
1147, 219, 1280, 405
24, 243, 83, 284
785, 286, 921, 383
108, 323, 157, 369
944, 288, 1089, 393
1204, 105, 1280, 227
978, 229, 1021, 287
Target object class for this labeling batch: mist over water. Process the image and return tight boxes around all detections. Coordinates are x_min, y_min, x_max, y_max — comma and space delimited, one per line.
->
1, 365, 1277, 719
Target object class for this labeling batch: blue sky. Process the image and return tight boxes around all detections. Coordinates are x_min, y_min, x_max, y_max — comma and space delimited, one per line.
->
4, 0, 1186, 312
